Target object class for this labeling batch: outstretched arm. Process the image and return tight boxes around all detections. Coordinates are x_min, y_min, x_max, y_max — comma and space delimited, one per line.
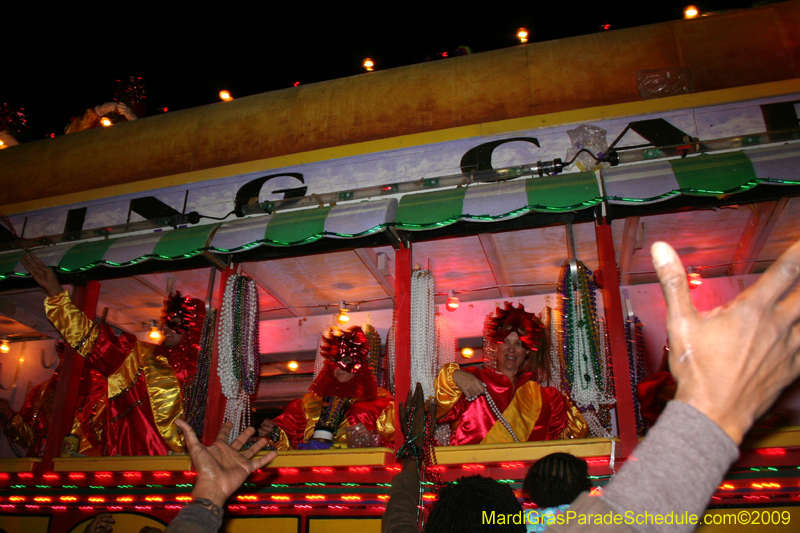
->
653, 239, 800, 444
21, 254, 63, 297
176, 419, 276, 509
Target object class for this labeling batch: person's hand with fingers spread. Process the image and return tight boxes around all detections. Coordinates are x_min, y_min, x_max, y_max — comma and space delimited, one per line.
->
651, 239, 800, 444
84, 512, 115, 533
175, 419, 277, 511
21, 253, 63, 297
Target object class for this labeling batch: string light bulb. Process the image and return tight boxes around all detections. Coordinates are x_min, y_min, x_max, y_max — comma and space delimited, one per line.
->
684, 5, 699, 19
461, 347, 474, 359
148, 320, 162, 341
517, 28, 528, 43
336, 303, 350, 325
219, 90, 233, 101
687, 267, 702, 289
363, 58, 375, 72
100, 117, 112, 127
0, 337, 9, 353
287, 361, 299, 371
445, 291, 459, 312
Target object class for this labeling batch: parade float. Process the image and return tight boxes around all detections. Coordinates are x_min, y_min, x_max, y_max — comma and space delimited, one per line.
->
2, 2, 800, 531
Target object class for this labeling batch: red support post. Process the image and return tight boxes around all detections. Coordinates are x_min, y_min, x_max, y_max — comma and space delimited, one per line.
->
393, 244, 412, 451
39, 281, 100, 472
595, 220, 638, 458
202, 266, 234, 445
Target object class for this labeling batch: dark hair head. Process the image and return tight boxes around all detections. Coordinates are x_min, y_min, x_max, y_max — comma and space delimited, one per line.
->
425, 476, 525, 533
523, 453, 592, 508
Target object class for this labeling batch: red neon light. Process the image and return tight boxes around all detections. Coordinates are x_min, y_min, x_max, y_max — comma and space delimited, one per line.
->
9, 497, 25, 502
123, 472, 141, 478
135, 506, 152, 510
422, 494, 436, 500
228, 505, 247, 511
295, 504, 312, 509
117, 497, 133, 502
236, 495, 258, 501
145, 496, 163, 502
0, 473, 8, 480
69, 473, 86, 480
378, 495, 390, 501
279, 468, 299, 475
154, 472, 172, 478
341, 495, 361, 501
18, 473, 33, 479
166, 505, 182, 510
306, 495, 326, 501
60, 496, 78, 502
183, 471, 198, 477
261, 505, 279, 510
271, 496, 290, 501
756, 447, 786, 456
463, 464, 485, 470
78, 506, 94, 511
53, 506, 67, 510
349, 466, 370, 473
176, 496, 192, 502
33, 497, 51, 502
500, 462, 524, 469
313, 467, 334, 474
25, 505, 40, 510
43, 473, 59, 480
94, 472, 112, 479
386, 466, 401, 472
107, 506, 123, 511
430, 465, 446, 473
88, 497, 105, 503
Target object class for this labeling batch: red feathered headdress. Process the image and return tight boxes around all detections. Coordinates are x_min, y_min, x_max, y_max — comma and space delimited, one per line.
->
485, 302, 546, 352
162, 292, 206, 334
310, 326, 377, 401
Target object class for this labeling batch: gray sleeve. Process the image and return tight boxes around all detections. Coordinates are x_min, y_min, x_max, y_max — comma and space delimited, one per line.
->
601, 400, 739, 533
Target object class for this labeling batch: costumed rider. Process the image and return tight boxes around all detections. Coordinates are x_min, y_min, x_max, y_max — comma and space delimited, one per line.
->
435, 302, 589, 444
21, 253, 204, 456
0, 341, 105, 457
259, 325, 394, 450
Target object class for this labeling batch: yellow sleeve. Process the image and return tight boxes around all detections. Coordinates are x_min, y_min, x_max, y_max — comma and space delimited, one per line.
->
434, 362, 462, 420
559, 397, 590, 439
44, 291, 99, 357
375, 400, 395, 444
5, 413, 35, 450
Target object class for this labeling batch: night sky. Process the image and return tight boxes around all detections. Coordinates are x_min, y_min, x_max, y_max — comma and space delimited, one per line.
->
5, 1, 757, 140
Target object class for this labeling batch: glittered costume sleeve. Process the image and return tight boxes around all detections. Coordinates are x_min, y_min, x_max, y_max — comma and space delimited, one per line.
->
434, 362, 464, 422
44, 291, 100, 357
273, 398, 310, 450
345, 388, 395, 448
546, 388, 589, 440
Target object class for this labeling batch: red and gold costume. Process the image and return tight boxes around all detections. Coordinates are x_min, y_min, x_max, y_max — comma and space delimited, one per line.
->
435, 363, 587, 445
270, 326, 394, 450
435, 303, 588, 445
1, 346, 106, 457
44, 291, 202, 456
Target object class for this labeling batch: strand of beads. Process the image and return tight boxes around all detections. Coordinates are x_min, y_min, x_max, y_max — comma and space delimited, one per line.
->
410, 269, 436, 397
184, 309, 216, 438
218, 274, 260, 441
558, 260, 615, 436
467, 383, 519, 443
312, 333, 325, 379
434, 312, 456, 368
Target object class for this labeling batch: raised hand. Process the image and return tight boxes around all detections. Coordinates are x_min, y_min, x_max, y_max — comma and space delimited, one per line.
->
651, 239, 800, 444
83, 512, 115, 533
176, 419, 277, 508
20, 253, 63, 297
399, 383, 426, 450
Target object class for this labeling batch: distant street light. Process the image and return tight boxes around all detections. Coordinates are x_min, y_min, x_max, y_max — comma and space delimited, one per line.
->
517, 28, 529, 43
219, 90, 233, 101
363, 58, 375, 72
684, 5, 699, 19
